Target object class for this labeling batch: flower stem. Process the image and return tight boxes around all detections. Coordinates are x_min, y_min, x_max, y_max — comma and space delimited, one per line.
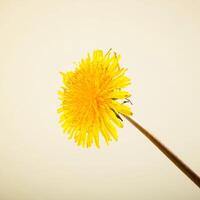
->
123, 115, 200, 188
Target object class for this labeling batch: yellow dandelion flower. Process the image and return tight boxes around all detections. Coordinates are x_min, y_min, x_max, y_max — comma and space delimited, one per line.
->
58, 49, 132, 148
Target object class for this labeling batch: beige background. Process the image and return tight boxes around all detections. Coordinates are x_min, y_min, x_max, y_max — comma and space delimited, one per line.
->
1, 0, 200, 199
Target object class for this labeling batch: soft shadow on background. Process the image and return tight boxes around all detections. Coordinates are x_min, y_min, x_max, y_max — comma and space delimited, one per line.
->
0, 0, 200, 199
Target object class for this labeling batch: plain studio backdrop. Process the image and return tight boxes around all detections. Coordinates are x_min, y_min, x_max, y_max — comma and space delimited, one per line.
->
0, 0, 200, 199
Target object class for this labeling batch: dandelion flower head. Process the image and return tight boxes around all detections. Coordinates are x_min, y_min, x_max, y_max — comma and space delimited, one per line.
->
58, 49, 132, 148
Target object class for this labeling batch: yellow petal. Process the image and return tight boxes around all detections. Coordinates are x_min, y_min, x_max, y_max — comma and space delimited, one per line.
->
110, 90, 131, 99
99, 119, 111, 144
111, 101, 133, 116
103, 118, 118, 141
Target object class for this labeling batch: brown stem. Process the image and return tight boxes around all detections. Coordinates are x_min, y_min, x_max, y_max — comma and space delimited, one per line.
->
123, 115, 200, 188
